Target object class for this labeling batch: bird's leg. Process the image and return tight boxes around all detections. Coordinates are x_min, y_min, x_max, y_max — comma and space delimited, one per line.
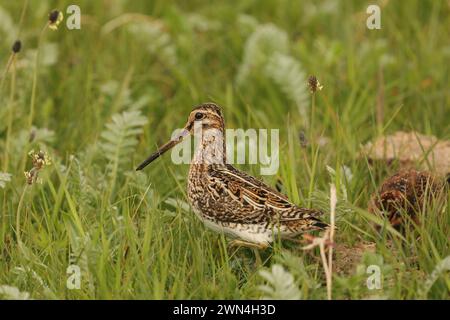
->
227, 240, 268, 266
283, 236, 303, 244
252, 248, 262, 266
227, 239, 268, 250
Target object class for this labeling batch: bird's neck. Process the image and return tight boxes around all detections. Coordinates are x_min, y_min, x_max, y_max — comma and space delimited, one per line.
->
192, 128, 226, 165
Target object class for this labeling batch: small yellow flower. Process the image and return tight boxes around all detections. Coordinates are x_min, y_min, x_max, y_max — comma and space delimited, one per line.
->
48, 10, 63, 31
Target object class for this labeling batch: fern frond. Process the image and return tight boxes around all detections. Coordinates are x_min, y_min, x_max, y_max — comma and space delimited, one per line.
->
66, 225, 96, 292
187, 13, 221, 32
18, 43, 59, 69
265, 52, 309, 119
258, 264, 301, 300
419, 256, 450, 298
276, 251, 321, 290
99, 110, 148, 181
128, 22, 177, 66
29, 127, 56, 144
0, 172, 12, 189
0, 285, 30, 300
237, 14, 259, 35
12, 267, 55, 298
236, 24, 289, 86
66, 157, 99, 209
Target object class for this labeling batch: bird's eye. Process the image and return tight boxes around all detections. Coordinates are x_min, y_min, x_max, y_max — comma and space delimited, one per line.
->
194, 112, 204, 120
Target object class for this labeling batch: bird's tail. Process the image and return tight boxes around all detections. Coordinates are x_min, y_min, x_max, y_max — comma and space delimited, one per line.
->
307, 209, 332, 231
311, 217, 330, 230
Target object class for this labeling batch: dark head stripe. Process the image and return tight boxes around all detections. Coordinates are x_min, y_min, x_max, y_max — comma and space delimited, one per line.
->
194, 103, 223, 117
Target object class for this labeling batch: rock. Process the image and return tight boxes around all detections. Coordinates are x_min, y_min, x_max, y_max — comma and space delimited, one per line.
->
361, 131, 450, 178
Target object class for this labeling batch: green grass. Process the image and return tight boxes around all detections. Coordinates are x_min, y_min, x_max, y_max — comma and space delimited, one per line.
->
0, 0, 449, 299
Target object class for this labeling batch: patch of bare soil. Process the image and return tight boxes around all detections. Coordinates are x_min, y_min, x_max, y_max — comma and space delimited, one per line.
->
361, 131, 450, 177
334, 241, 376, 275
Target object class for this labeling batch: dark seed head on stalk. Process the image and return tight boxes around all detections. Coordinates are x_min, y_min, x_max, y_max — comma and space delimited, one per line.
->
29, 128, 36, 143
308, 75, 323, 93
49, 10, 60, 24
298, 130, 308, 148
24, 150, 52, 185
12, 40, 22, 53
48, 9, 64, 30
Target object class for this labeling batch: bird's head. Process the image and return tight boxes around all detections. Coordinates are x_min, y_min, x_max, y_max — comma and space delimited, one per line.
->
184, 103, 225, 135
135, 102, 224, 170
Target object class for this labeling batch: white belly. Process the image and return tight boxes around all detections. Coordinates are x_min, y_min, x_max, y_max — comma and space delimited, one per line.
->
192, 208, 273, 245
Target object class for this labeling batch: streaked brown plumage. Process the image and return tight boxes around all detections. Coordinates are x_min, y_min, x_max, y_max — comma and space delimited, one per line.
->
137, 103, 327, 246
368, 169, 445, 230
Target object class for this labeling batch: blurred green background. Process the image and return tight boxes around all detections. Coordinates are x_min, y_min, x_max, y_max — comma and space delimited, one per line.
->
0, 0, 449, 299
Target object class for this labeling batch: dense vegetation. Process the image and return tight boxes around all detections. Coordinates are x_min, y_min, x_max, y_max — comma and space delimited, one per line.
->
0, 0, 448, 299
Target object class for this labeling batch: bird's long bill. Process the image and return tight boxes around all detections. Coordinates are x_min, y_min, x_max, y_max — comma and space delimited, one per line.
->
135, 128, 189, 171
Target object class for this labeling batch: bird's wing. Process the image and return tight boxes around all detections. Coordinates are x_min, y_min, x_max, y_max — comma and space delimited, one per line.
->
206, 164, 324, 223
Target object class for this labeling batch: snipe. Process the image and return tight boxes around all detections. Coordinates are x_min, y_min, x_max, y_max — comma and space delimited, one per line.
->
136, 103, 328, 248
